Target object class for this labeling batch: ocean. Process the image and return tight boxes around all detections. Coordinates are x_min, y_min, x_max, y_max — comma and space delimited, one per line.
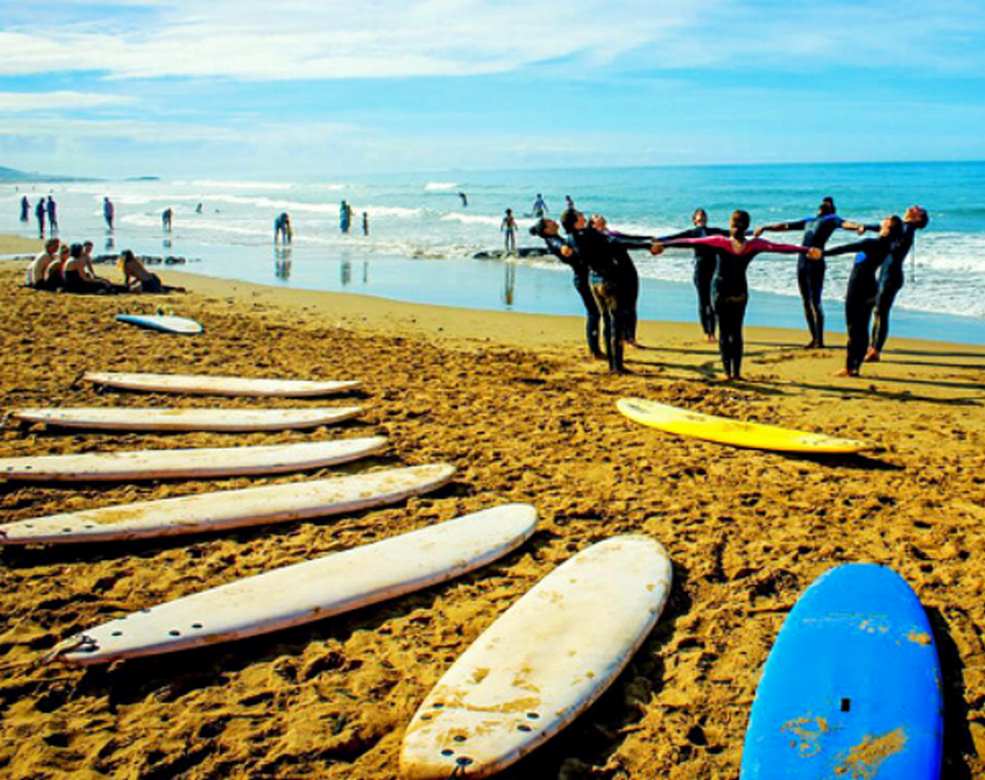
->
4, 161, 984, 344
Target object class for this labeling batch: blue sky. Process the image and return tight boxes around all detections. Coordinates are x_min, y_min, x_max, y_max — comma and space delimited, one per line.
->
0, 0, 983, 177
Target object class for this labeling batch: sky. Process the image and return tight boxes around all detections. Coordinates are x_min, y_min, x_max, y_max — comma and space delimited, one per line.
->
0, 0, 983, 178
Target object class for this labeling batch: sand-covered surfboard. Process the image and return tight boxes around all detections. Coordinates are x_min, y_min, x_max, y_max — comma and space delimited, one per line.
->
741, 563, 943, 779
10, 406, 362, 432
0, 437, 386, 482
0, 463, 455, 544
46, 504, 537, 665
617, 397, 871, 454
84, 371, 360, 397
115, 314, 203, 335
400, 535, 672, 778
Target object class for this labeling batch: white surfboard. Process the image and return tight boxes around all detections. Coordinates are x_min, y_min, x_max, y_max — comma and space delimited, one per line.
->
400, 535, 672, 779
84, 371, 360, 397
0, 463, 455, 544
10, 406, 362, 432
46, 504, 537, 666
0, 437, 386, 482
116, 314, 203, 335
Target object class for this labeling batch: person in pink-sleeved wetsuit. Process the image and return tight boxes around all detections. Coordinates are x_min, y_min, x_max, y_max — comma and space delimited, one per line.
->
652, 209, 821, 381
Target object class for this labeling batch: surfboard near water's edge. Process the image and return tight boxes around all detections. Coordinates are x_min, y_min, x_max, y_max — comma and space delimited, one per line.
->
84, 371, 360, 397
115, 314, 203, 335
10, 406, 362, 432
617, 397, 871, 454
47, 503, 536, 666
0, 463, 456, 544
400, 535, 673, 779
741, 563, 943, 779
0, 437, 386, 482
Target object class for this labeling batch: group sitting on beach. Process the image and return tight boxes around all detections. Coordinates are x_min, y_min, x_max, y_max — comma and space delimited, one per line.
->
530, 196, 929, 381
24, 239, 181, 295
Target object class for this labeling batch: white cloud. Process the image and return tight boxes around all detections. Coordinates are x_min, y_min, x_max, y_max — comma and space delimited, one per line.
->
0, 1, 982, 82
0, 90, 135, 111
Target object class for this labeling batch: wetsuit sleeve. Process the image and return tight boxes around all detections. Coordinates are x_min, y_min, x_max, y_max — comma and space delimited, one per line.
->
656, 227, 699, 242
607, 234, 655, 250
824, 238, 875, 257
660, 235, 732, 251
748, 238, 812, 254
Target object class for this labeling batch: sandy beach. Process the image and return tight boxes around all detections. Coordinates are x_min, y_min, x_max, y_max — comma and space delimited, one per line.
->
0, 233, 983, 778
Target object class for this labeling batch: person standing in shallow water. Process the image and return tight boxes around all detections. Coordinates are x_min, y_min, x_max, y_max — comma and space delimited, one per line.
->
35, 199, 46, 237
103, 197, 115, 231
501, 209, 518, 254
458, 192, 468, 207
46, 196, 58, 233
754, 197, 867, 349
362, 212, 369, 236
20, 195, 29, 222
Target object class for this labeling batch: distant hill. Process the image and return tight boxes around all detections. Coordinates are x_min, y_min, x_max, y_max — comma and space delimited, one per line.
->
0, 165, 100, 182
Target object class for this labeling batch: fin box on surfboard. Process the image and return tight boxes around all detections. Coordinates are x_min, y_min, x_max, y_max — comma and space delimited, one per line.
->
47, 504, 537, 665
400, 535, 672, 778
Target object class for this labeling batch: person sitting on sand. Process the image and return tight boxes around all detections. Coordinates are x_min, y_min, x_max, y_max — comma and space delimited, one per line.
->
118, 250, 184, 293
83, 240, 116, 290
44, 244, 71, 291
63, 243, 115, 294
24, 238, 60, 289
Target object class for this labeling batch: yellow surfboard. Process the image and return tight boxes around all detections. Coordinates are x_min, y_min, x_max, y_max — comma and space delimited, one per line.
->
616, 398, 871, 454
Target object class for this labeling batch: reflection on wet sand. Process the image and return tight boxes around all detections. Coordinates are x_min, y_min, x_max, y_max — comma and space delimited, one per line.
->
274, 247, 292, 281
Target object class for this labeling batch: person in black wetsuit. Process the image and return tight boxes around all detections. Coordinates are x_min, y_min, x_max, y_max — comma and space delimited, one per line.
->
589, 214, 644, 345
867, 205, 928, 362
824, 215, 904, 376
653, 210, 819, 381
20, 196, 29, 223
658, 208, 729, 342
755, 197, 867, 349
530, 217, 603, 359
561, 208, 657, 373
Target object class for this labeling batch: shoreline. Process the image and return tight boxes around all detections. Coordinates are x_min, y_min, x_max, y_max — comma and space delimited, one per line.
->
0, 241, 983, 777
3, 231, 983, 347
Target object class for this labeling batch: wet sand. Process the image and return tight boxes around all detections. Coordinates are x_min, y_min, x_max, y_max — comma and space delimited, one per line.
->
1, 237, 984, 778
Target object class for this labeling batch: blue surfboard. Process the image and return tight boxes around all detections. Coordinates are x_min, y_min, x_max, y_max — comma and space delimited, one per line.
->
741, 563, 942, 779
116, 314, 203, 335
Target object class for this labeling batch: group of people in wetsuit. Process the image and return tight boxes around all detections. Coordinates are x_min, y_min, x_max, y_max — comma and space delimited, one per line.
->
531, 197, 929, 380
20, 195, 58, 238
23, 238, 176, 295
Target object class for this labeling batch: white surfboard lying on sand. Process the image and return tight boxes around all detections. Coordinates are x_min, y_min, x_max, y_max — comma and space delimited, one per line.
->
400, 535, 672, 779
46, 504, 537, 666
0, 463, 455, 545
0, 437, 386, 482
10, 406, 362, 432
84, 371, 360, 397
116, 314, 203, 335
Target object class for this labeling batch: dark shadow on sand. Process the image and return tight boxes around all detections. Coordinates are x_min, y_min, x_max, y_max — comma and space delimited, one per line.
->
926, 607, 974, 780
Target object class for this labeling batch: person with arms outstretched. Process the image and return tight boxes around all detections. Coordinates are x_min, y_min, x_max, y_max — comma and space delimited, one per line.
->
867, 205, 928, 362
754, 197, 866, 349
530, 217, 602, 359
824, 216, 904, 377
658, 208, 731, 342
653, 210, 820, 381
590, 214, 645, 345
